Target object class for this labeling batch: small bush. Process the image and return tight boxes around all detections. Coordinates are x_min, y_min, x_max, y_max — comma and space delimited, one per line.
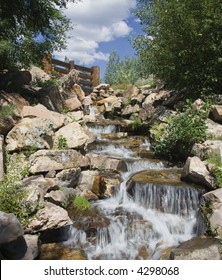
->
207, 152, 222, 188
131, 115, 142, 131
73, 196, 91, 211
0, 104, 15, 118
153, 100, 211, 161
57, 135, 68, 149
0, 153, 31, 226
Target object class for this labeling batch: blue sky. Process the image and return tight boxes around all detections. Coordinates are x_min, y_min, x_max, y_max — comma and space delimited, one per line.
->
54, 0, 143, 80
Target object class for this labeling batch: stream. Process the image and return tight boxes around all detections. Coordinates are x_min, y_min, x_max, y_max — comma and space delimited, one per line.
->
59, 118, 205, 260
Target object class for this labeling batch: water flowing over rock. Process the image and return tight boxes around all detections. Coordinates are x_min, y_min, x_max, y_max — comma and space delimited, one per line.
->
6, 117, 56, 152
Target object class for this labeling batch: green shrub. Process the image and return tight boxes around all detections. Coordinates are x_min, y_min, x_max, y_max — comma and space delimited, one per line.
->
0, 104, 15, 118
152, 100, 211, 161
0, 153, 31, 226
73, 196, 91, 211
207, 152, 222, 188
131, 115, 142, 131
57, 135, 68, 149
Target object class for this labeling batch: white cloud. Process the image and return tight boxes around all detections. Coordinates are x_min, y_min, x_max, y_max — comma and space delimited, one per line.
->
54, 0, 136, 65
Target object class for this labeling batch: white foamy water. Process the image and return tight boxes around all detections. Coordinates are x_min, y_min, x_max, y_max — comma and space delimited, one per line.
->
62, 120, 204, 260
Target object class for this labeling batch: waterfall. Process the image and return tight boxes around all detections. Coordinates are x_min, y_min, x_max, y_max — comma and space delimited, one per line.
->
63, 123, 204, 260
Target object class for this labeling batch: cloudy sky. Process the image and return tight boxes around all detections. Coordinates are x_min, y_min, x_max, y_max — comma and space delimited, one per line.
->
54, 0, 142, 79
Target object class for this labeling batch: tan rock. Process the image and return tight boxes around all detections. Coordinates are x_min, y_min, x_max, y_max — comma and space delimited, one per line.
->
6, 117, 56, 152
54, 122, 89, 149
64, 97, 82, 111
26, 202, 72, 233
72, 83, 85, 101
211, 105, 222, 123
29, 150, 89, 174
21, 104, 67, 128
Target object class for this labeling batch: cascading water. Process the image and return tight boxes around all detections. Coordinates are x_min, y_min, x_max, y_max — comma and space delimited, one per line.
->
64, 123, 204, 260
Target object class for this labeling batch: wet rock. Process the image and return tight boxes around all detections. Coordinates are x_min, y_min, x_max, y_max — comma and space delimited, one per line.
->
86, 153, 127, 172
181, 156, 216, 190
29, 150, 88, 174
6, 117, 56, 152
56, 168, 81, 188
53, 122, 89, 149
81, 190, 98, 201
170, 237, 222, 260
128, 169, 185, 188
204, 189, 222, 238
0, 135, 4, 181
0, 212, 24, 246
92, 171, 121, 198
39, 243, 87, 260
26, 202, 72, 233
192, 140, 222, 161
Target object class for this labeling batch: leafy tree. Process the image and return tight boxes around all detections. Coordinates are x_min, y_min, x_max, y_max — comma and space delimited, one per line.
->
133, 0, 222, 96
0, 0, 79, 70
104, 50, 121, 85
104, 50, 140, 85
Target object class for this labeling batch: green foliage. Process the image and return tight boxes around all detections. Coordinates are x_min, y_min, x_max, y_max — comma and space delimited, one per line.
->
0, 104, 15, 118
207, 152, 222, 188
131, 115, 142, 131
73, 196, 91, 211
57, 135, 68, 149
0, 153, 31, 226
104, 50, 140, 86
0, 0, 79, 70
153, 101, 211, 161
133, 0, 222, 96
30, 78, 60, 88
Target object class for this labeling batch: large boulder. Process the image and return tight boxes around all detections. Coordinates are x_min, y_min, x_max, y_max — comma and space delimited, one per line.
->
29, 150, 88, 174
181, 156, 216, 190
22, 176, 58, 214
53, 122, 89, 149
170, 237, 222, 260
191, 140, 222, 161
0, 135, 4, 181
6, 117, 56, 152
0, 212, 24, 246
206, 119, 222, 139
211, 105, 222, 124
26, 202, 72, 233
203, 189, 222, 238
56, 168, 81, 188
64, 97, 82, 111
0, 70, 31, 91
21, 104, 70, 128
29, 66, 51, 83
45, 188, 76, 208
86, 153, 127, 172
